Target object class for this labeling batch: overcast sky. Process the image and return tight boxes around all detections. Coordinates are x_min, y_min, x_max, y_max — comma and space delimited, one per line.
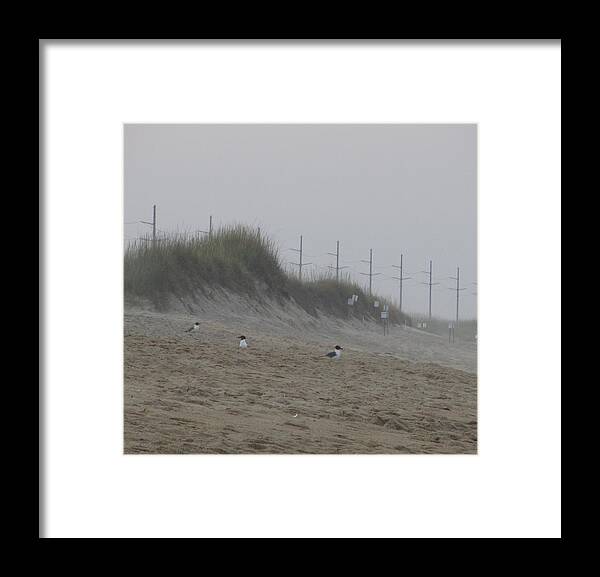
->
124, 124, 477, 319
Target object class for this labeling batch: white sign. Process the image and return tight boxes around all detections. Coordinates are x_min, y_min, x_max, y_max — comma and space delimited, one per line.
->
374, 301, 380, 308
347, 298, 354, 306
381, 311, 389, 319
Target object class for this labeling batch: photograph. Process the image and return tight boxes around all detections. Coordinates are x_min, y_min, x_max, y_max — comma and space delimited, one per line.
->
124, 123, 478, 454
42, 38, 561, 538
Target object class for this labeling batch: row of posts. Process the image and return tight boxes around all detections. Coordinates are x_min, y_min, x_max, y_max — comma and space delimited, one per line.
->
139, 211, 466, 334
291, 236, 465, 324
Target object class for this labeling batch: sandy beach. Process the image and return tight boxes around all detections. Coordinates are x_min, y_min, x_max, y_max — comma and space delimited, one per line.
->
124, 295, 477, 454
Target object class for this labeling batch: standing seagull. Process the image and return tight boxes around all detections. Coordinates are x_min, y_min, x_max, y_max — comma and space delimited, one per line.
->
186, 322, 200, 333
238, 335, 248, 349
325, 345, 343, 359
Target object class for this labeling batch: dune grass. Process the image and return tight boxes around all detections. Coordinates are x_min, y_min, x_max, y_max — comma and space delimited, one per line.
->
284, 272, 407, 324
124, 224, 409, 324
124, 225, 284, 307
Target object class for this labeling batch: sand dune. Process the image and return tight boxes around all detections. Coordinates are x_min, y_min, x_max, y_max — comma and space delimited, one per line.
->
124, 299, 477, 454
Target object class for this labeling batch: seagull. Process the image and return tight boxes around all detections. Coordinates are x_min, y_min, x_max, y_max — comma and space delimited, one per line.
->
325, 345, 343, 359
186, 322, 200, 332
238, 335, 248, 349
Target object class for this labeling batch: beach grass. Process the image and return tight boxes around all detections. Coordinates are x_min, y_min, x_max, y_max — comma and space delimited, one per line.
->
124, 224, 409, 324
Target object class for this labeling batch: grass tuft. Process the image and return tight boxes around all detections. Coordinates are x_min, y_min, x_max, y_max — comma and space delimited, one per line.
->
124, 224, 409, 324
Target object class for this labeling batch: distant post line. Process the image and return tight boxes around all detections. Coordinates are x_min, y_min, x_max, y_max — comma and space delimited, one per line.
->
360, 249, 381, 296
140, 204, 157, 245
328, 240, 348, 284
420, 260, 439, 321
400, 254, 403, 312
300, 235, 303, 279
449, 266, 466, 326
392, 253, 411, 315
289, 235, 312, 280
369, 249, 373, 295
429, 260, 432, 319
153, 204, 156, 243
456, 267, 460, 324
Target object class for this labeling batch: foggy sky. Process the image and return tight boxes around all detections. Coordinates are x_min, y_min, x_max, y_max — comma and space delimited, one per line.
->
124, 124, 477, 319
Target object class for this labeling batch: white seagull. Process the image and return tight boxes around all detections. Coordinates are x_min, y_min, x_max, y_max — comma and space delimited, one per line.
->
238, 335, 248, 349
325, 345, 343, 359
186, 322, 200, 332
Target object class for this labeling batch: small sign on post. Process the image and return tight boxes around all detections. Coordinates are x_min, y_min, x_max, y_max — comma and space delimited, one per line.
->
374, 301, 380, 308
347, 296, 354, 320
381, 310, 389, 335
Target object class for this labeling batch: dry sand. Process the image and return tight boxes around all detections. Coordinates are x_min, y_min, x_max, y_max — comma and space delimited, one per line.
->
124, 293, 477, 454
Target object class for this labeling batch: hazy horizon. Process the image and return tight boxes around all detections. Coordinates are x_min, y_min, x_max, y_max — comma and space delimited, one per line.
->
124, 124, 477, 320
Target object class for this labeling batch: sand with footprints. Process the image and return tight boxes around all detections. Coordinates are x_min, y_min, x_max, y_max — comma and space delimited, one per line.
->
124, 295, 477, 454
